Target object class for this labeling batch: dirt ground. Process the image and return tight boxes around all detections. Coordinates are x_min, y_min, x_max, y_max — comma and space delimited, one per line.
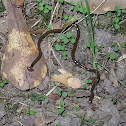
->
0, 0, 126, 126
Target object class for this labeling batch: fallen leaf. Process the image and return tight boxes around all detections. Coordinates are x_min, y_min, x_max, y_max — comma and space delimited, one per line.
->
109, 63, 119, 88
34, 117, 56, 126
51, 69, 81, 88
67, 77, 81, 88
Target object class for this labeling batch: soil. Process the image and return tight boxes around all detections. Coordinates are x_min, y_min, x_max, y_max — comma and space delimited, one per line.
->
0, 0, 126, 126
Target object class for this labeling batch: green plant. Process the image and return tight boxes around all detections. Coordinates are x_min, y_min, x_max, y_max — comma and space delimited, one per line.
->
75, 106, 81, 111
106, 53, 116, 60
0, 80, 8, 87
112, 42, 119, 52
37, 1, 52, 13
56, 124, 62, 126
87, 118, 96, 123
57, 100, 67, 117
27, 109, 36, 115
70, 92, 75, 97
83, 85, 90, 90
55, 32, 75, 59
112, 98, 117, 104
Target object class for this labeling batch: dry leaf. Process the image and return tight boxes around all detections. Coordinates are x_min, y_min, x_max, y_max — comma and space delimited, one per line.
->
109, 63, 119, 88
34, 117, 56, 126
67, 77, 81, 88
51, 69, 81, 88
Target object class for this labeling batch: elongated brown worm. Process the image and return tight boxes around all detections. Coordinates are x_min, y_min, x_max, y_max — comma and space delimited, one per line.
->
27, 24, 100, 103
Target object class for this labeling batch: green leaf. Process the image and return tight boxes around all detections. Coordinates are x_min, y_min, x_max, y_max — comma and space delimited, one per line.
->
0, 82, 5, 87
114, 23, 120, 29
107, 12, 112, 16
70, 38, 75, 43
57, 87, 62, 96
87, 118, 96, 123
68, 15, 72, 20
113, 44, 119, 52
97, 44, 104, 52
56, 124, 62, 126
86, 86, 90, 90
45, 2, 48, 5
64, 15, 68, 20
121, 42, 126, 48
122, 9, 126, 13
59, 33, 65, 40
55, 43, 62, 51
75, 107, 80, 111
39, 2, 43, 6
45, 5, 49, 8
70, 1, 74, 5
48, 6, 52, 10
88, 79, 92, 83
106, 53, 110, 59
66, 32, 72, 38
27, 109, 36, 115
114, 6, 120, 11
63, 37, 69, 44
62, 51, 67, 59
39, 6, 44, 11
58, 107, 64, 114
70, 92, 74, 97
110, 54, 115, 60
70, 6, 74, 10
83, 85, 86, 89
44, 9, 49, 13
113, 17, 119, 23
86, 41, 90, 48
117, 10, 121, 16
60, 100, 65, 106
3, 80, 8, 84
62, 113, 67, 117
85, 80, 89, 84
37, 0, 42, 2
60, 0, 64, 3
62, 92, 67, 98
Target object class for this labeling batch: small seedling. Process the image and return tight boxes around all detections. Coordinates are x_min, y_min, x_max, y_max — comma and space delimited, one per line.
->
56, 124, 62, 126
85, 79, 92, 84
57, 100, 66, 116
121, 42, 126, 48
97, 44, 104, 52
106, 53, 116, 60
112, 42, 119, 52
62, 92, 67, 98
112, 98, 117, 104
57, 87, 63, 96
75, 106, 81, 111
87, 118, 96, 123
0, 80, 8, 87
38, 1, 52, 14
83, 85, 90, 90
55, 32, 75, 59
27, 109, 36, 115
70, 92, 75, 97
